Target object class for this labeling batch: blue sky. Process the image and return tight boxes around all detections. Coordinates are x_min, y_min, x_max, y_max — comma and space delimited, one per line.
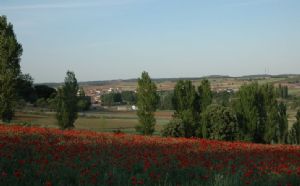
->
1, 0, 299, 83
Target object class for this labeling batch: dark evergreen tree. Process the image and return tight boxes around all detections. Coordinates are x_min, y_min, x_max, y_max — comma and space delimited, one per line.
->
276, 102, 288, 143
0, 16, 23, 122
34, 85, 57, 100
16, 74, 36, 103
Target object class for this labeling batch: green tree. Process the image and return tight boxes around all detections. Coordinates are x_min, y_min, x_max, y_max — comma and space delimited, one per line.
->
77, 87, 91, 111
101, 93, 114, 106
78, 87, 85, 97
234, 83, 265, 142
162, 118, 185, 137
276, 84, 289, 99
234, 82, 288, 144
171, 80, 199, 137
47, 97, 57, 111
36, 98, 47, 108
261, 84, 278, 143
136, 71, 159, 135
276, 102, 288, 143
158, 91, 173, 110
16, 73, 36, 103
288, 110, 300, 144
121, 91, 137, 105
199, 104, 239, 141
198, 79, 213, 112
0, 16, 23, 122
112, 92, 122, 104
213, 91, 233, 107
101, 92, 122, 106
34, 85, 57, 100
56, 71, 79, 129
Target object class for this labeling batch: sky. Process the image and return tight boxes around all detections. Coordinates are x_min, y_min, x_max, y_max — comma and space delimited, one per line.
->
0, 0, 299, 83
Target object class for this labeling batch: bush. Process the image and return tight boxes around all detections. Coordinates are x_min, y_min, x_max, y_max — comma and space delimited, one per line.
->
36, 98, 47, 108
162, 118, 185, 137
199, 104, 239, 141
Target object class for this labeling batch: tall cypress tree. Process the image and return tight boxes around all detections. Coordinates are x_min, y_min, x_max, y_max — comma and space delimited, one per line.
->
56, 71, 79, 129
276, 102, 288, 143
136, 71, 159, 135
234, 83, 262, 142
172, 80, 199, 137
198, 79, 212, 112
0, 16, 23, 122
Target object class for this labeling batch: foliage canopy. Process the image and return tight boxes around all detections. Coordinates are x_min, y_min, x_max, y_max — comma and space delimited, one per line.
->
0, 16, 23, 122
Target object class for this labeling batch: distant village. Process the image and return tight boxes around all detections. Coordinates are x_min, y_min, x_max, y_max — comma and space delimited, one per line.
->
80, 76, 300, 112
83, 86, 236, 109
83, 87, 137, 111
86, 87, 125, 104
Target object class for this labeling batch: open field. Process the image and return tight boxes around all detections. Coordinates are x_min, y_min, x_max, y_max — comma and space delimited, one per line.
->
288, 88, 300, 96
12, 105, 299, 134
13, 111, 173, 135
0, 124, 299, 186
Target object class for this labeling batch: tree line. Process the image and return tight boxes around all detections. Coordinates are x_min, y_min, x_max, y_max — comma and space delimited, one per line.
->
136, 72, 300, 145
101, 91, 137, 106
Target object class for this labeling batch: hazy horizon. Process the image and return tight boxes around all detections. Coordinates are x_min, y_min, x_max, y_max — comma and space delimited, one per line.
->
36, 73, 300, 84
1, 0, 299, 83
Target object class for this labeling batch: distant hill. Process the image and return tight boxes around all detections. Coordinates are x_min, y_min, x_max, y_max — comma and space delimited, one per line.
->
35, 74, 300, 88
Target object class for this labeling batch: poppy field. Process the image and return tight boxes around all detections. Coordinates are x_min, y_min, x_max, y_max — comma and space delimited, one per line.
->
0, 124, 300, 186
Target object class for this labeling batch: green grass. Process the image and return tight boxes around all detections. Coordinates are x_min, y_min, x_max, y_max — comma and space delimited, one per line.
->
13, 110, 172, 134
288, 88, 300, 96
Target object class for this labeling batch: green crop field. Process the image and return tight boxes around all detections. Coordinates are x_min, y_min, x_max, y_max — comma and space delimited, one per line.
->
13, 110, 173, 135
